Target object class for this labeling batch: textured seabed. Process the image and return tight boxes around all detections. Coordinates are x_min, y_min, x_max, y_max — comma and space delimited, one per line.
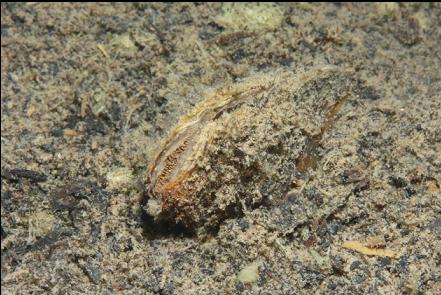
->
1, 3, 440, 294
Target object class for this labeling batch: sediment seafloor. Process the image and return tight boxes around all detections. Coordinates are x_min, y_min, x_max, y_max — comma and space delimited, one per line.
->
1, 3, 440, 294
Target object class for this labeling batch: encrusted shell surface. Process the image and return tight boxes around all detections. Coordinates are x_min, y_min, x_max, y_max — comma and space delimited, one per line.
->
145, 66, 359, 233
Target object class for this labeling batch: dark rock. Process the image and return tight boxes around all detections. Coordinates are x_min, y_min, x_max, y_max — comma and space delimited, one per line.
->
353, 179, 370, 193
51, 181, 109, 212
300, 268, 325, 288
277, 57, 293, 66
389, 176, 408, 188
354, 272, 367, 284
340, 169, 363, 184
111, 101, 121, 122
153, 95, 168, 107
200, 268, 214, 275
331, 255, 345, 275
85, 117, 107, 135
1, 190, 14, 212
50, 128, 64, 137
1, 27, 9, 37
327, 282, 337, 290
83, 258, 102, 284
398, 255, 408, 272
231, 49, 248, 63
350, 260, 362, 271
256, 63, 271, 71
48, 62, 59, 77
329, 221, 342, 235
27, 226, 75, 253
2, 168, 47, 182
404, 186, 417, 197
304, 187, 323, 207
40, 143, 55, 153
427, 219, 441, 233
377, 257, 391, 268
235, 282, 245, 293
238, 218, 249, 231
207, 21, 224, 33
199, 31, 215, 40
357, 131, 389, 160
361, 86, 381, 100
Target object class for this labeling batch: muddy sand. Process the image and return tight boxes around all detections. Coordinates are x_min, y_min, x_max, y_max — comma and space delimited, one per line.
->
1, 3, 440, 294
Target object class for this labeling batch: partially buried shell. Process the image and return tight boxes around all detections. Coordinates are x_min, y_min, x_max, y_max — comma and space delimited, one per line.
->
145, 66, 359, 234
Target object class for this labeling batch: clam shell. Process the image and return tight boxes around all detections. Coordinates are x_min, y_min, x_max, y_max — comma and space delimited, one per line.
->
146, 66, 359, 233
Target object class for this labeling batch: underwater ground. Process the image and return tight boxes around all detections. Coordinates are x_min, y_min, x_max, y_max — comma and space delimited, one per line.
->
1, 3, 440, 294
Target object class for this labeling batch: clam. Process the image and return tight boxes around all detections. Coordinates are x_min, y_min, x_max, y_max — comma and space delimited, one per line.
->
145, 66, 359, 234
